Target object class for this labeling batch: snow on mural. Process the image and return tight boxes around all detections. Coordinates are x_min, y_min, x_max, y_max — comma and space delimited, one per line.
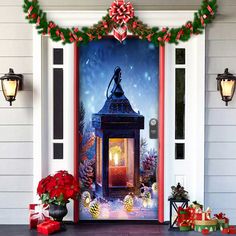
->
79, 38, 159, 220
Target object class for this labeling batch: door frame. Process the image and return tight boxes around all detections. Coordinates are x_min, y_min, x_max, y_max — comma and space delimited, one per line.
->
33, 10, 205, 222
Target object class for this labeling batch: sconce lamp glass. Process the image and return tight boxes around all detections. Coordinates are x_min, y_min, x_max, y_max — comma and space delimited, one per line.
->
216, 68, 236, 106
0, 69, 23, 106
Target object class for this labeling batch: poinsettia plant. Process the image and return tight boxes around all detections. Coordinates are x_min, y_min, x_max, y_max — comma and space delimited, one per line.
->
37, 170, 79, 206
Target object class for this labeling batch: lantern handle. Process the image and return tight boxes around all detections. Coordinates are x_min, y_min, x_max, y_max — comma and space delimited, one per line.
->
106, 66, 122, 98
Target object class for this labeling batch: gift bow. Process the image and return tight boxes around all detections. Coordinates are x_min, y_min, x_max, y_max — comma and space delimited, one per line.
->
30, 205, 49, 221
214, 212, 227, 220
109, 0, 134, 42
109, 0, 134, 25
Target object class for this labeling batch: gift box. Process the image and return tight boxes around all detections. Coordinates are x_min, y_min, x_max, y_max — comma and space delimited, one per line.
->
194, 219, 218, 233
188, 207, 197, 229
190, 201, 203, 210
214, 212, 229, 230
177, 207, 190, 226
29, 204, 50, 229
194, 208, 211, 221
222, 226, 236, 234
37, 220, 61, 235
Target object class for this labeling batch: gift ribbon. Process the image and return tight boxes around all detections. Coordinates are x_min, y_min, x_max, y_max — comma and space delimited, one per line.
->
113, 25, 128, 42
207, 5, 214, 16
30, 205, 49, 222
109, 0, 134, 42
28, 6, 33, 16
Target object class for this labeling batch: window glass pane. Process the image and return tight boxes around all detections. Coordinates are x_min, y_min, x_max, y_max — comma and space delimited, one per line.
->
176, 48, 185, 65
175, 143, 185, 160
53, 68, 63, 139
108, 138, 134, 188
53, 49, 63, 65
53, 143, 63, 159
175, 68, 185, 139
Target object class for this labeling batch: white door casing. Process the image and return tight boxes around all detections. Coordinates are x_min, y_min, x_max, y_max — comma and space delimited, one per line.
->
33, 11, 205, 221
165, 36, 205, 220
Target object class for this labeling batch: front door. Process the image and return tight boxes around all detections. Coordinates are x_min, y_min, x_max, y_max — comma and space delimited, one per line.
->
78, 38, 160, 220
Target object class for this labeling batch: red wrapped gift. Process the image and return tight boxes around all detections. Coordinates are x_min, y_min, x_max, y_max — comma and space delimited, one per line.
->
194, 208, 211, 221
188, 207, 196, 229
222, 228, 230, 234
29, 204, 50, 229
177, 207, 190, 226
37, 220, 61, 235
202, 229, 209, 235
229, 226, 236, 234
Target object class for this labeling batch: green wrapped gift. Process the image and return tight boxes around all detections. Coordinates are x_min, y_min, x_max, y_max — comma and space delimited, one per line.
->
180, 222, 191, 232
214, 213, 229, 230
194, 219, 218, 233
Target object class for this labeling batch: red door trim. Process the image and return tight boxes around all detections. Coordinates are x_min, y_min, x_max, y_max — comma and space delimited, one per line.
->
158, 45, 165, 223
74, 42, 79, 223
74, 43, 165, 223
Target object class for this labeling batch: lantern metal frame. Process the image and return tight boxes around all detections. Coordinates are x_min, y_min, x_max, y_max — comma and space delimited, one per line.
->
216, 68, 236, 106
168, 198, 189, 231
0, 68, 23, 106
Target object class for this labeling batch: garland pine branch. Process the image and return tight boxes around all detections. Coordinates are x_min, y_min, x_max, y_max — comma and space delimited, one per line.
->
23, 0, 217, 46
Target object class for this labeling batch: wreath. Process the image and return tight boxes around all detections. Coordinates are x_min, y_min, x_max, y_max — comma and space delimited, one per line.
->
23, 0, 217, 46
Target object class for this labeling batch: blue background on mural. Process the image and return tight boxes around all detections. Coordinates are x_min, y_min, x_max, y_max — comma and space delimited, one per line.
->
79, 38, 159, 149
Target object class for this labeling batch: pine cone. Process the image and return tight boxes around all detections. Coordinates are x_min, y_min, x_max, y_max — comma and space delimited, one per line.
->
79, 159, 95, 188
142, 149, 157, 171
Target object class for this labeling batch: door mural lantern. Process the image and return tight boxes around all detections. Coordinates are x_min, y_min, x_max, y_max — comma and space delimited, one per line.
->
92, 66, 144, 199
79, 38, 159, 220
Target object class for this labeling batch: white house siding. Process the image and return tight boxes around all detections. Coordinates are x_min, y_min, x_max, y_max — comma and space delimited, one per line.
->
0, 0, 235, 224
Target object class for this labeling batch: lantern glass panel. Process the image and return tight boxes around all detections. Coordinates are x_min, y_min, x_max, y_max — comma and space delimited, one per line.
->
2, 80, 18, 97
96, 137, 102, 185
221, 79, 236, 97
108, 138, 134, 188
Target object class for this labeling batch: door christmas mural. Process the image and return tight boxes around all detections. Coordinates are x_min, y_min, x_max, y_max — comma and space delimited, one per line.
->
79, 38, 159, 220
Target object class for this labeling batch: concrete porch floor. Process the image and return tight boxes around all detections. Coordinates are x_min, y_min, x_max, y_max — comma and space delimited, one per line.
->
0, 223, 224, 236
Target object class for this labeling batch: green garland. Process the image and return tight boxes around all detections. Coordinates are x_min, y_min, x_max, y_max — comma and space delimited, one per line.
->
23, 0, 217, 46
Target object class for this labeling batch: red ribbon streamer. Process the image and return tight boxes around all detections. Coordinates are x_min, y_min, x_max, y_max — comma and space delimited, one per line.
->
48, 22, 56, 35
36, 16, 40, 26
207, 5, 214, 16
113, 25, 128, 42
200, 15, 207, 26
176, 29, 184, 40
28, 6, 33, 15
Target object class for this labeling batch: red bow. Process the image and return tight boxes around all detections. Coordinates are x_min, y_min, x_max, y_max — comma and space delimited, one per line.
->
48, 22, 56, 35
109, 0, 134, 25
109, 0, 134, 42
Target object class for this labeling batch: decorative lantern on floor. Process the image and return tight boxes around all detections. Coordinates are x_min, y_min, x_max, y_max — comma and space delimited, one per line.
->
168, 183, 190, 231
216, 68, 236, 106
92, 67, 144, 198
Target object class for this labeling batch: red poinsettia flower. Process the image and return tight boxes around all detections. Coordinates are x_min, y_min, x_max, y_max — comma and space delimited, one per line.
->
37, 170, 80, 205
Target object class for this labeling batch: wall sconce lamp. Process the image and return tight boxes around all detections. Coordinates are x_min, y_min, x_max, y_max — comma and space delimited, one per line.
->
0, 69, 23, 106
216, 68, 236, 106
